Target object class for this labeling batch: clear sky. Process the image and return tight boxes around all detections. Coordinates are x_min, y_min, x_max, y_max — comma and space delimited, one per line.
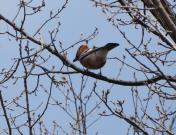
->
0, 0, 138, 135
0, 0, 173, 135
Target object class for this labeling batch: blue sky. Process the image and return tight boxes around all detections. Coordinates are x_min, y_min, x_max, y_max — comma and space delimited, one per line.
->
0, 0, 141, 135
1, 0, 174, 135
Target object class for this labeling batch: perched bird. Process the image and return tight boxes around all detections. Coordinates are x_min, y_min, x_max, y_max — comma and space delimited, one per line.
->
73, 42, 119, 69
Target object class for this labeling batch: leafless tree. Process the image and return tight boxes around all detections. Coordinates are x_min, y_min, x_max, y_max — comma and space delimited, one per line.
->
0, 0, 176, 135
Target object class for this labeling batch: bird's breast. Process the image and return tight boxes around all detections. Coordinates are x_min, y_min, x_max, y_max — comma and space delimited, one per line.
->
80, 50, 108, 69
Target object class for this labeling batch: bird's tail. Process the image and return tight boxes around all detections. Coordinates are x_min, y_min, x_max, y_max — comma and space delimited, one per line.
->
103, 43, 119, 50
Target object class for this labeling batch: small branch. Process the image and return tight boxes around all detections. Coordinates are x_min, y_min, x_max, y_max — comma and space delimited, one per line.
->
0, 91, 12, 135
31, 81, 52, 127
94, 89, 149, 135
0, 13, 176, 86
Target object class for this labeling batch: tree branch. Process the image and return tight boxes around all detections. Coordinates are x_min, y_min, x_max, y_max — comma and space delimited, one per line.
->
0, 91, 12, 135
118, 0, 175, 48
142, 0, 176, 44
0, 14, 176, 86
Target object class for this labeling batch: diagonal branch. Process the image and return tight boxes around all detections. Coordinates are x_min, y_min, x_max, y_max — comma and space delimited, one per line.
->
141, 0, 176, 44
118, 0, 175, 48
0, 14, 176, 86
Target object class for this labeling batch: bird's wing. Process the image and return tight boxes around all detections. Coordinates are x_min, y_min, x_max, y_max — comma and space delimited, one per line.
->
79, 43, 119, 60
79, 47, 102, 60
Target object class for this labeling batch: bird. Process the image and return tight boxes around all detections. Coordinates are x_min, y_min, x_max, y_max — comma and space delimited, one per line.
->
73, 42, 119, 69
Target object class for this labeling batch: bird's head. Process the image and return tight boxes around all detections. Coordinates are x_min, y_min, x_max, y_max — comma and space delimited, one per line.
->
73, 44, 89, 62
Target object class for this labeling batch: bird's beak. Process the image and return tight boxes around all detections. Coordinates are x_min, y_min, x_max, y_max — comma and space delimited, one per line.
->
73, 57, 78, 62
